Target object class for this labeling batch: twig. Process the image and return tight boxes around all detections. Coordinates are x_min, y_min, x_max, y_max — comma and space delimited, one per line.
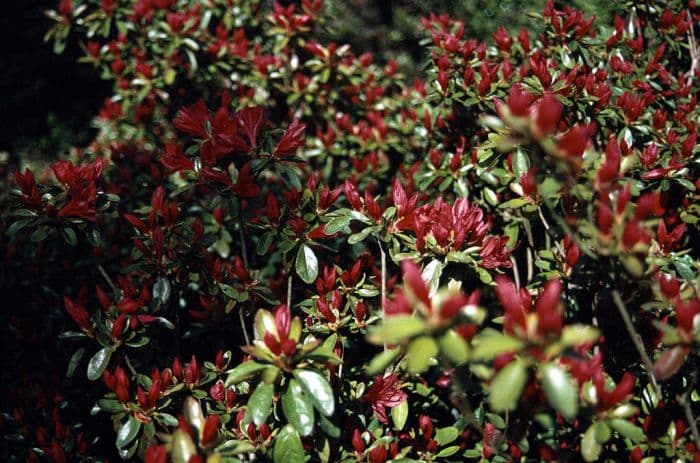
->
611, 290, 662, 399
538, 206, 566, 257
523, 219, 535, 283
510, 255, 521, 291
98, 264, 119, 295
449, 368, 484, 437
687, 10, 698, 84
237, 217, 252, 346
287, 275, 293, 308
379, 239, 387, 353
678, 388, 700, 449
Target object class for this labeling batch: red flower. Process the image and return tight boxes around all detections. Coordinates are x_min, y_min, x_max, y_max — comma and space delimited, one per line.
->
201, 414, 220, 446
274, 119, 306, 157
363, 374, 407, 424
480, 236, 512, 269
160, 143, 194, 173
557, 125, 590, 158
531, 93, 563, 137
144, 444, 167, 463
238, 106, 266, 150
64, 296, 91, 332
593, 371, 634, 411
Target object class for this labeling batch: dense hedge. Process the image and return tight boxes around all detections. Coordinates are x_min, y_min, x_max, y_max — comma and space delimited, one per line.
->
1, 1, 699, 462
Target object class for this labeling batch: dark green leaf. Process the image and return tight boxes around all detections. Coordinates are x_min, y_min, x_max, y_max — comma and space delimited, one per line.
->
116, 416, 141, 449
66, 347, 86, 378
87, 346, 114, 381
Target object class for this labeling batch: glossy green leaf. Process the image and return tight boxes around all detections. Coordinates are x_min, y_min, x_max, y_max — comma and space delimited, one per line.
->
282, 378, 315, 436
293, 369, 335, 417
273, 425, 305, 463
87, 345, 114, 381
296, 244, 318, 284
116, 416, 141, 449
245, 383, 274, 426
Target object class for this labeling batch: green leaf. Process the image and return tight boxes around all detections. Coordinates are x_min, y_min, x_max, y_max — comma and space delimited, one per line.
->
581, 423, 603, 462
324, 215, 352, 234
296, 244, 319, 284
172, 429, 197, 463
435, 426, 459, 445
293, 369, 335, 417
245, 383, 274, 426
406, 336, 438, 374
560, 325, 600, 347
87, 345, 114, 381
153, 276, 171, 305
367, 315, 426, 344
366, 348, 401, 375
273, 425, 305, 463
391, 400, 408, 430
256, 232, 274, 255
610, 419, 644, 443
62, 227, 77, 246
67, 347, 86, 378
438, 330, 470, 365
488, 359, 528, 412
282, 378, 315, 436
95, 399, 124, 413
471, 332, 523, 361
318, 413, 341, 438
513, 148, 530, 179
539, 363, 578, 421
347, 226, 373, 244
225, 361, 267, 386
116, 416, 141, 449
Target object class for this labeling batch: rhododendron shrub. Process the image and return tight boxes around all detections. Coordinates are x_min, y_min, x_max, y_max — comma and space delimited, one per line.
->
2, 0, 700, 462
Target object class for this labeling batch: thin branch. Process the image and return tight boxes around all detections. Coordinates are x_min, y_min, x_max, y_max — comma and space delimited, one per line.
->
287, 275, 293, 308
379, 240, 387, 353
449, 368, 484, 437
678, 389, 700, 449
237, 217, 252, 346
98, 264, 119, 295
510, 255, 521, 291
523, 218, 535, 283
611, 290, 662, 399
687, 10, 698, 84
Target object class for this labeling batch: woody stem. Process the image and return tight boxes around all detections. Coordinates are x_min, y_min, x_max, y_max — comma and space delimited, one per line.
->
379, 239, 387, 353
238, 217, 252, 346
611, 290, 662, 399
98, 264, 119, 296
